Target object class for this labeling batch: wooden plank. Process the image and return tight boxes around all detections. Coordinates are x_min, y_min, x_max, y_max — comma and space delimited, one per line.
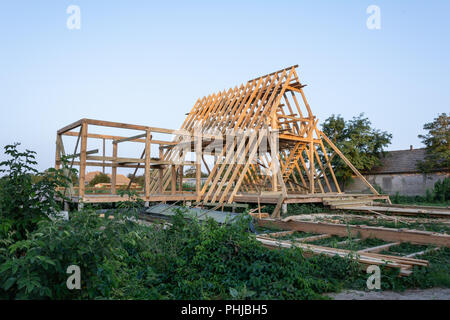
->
55, 134, 61, 170
66, 149, 98, 159
295, 234, 331, 243
405, 247, 440, 258
127, 149, 145, 191
86, 156, 145, 163
57, 119, 83, 134
265, 230, 295, 238
171, 165, 176, 195
63, 131, 176, 145
271, 193, 284, 219
102, 138, 106, 173
358, 242, 400, 253
339, 205, 450, 218
113, 133, 146, 144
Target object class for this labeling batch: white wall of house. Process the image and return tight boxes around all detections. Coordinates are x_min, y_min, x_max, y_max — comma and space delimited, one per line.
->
345, 172, 449, 196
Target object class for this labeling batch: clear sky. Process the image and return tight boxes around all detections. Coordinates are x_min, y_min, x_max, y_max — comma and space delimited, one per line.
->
0, 0, 449, 171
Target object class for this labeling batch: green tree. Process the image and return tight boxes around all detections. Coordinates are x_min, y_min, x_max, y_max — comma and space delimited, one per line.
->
127, 174, 145, 186
321, 113, 392, 186
417, 113, 450, 173
0, 143, 73, 241
88, 172, 110, 187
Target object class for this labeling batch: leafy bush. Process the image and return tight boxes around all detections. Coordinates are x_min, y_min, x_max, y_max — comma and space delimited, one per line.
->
0, 143, 447, 300
433, 177, 449, 202
0, 206, 366, 300
88, 173, 110, 187
0, 143, 73, 241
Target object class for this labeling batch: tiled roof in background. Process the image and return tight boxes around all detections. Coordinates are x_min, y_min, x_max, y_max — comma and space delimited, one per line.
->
366, 148, 427, 174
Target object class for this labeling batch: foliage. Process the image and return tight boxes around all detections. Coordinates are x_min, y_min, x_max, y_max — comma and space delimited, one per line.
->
127, 174, 145, 187
88, 172, 110, 187
0, 143, 449, 300
0, 205, 367, 300
183, 166, 208, 178
0, 143, 73, 241
321, 113, 392, 185
417, 113, 450, 173
433, 177, 450, 202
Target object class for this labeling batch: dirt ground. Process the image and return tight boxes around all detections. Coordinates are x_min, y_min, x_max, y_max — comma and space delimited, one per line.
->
327, 288, 450, 300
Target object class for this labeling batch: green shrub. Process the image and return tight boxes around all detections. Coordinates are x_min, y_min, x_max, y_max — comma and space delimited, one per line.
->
0, 207, 366, 300
0, 143, 73, 241
433, 177, 449, 202
88, 173, 110, 187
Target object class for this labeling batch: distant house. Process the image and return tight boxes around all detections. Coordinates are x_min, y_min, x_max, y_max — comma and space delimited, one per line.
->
346, 147, 449, 196
85, 171, 131, 187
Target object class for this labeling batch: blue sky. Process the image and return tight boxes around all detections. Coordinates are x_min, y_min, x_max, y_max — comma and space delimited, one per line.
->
0, 1, 449, 170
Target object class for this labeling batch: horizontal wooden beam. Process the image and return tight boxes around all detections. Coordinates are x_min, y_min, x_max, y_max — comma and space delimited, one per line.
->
113, 133, 146, 144
358, 242, 400, 253
87, 156, 145, 163
65, 149, 98, 159
84, 118, 176, 134
278, 134, 321, 143
62, 131, 177, 145
295, 234, 331, 243
57, 119, 84, 134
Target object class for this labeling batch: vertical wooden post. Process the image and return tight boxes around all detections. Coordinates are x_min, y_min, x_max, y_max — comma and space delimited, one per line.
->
271, 113, 278, 192
102, 138, 106, 174
158, 147, 163, 194
179, 165, 184, 192
55, 134, 61, 170
112, 143, 117, 194
171, 165, 176, 195
271, 133, 278, 192
79, 122, 88, 199
145, 129, 151, 200
309, 141, 315, 194
196, 132, 202, 195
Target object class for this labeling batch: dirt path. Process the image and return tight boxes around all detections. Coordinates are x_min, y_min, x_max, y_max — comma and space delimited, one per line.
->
327, 288, 450, 300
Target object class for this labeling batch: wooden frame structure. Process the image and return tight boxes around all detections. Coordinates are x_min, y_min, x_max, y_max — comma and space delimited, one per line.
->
55, 66, 388, 212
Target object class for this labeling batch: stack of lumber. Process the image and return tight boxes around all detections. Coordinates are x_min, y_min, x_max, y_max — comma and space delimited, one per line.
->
256, 235, 428, 276
323, 197, 374, 209
323, 197, 450, 218
336, 204, 450, 218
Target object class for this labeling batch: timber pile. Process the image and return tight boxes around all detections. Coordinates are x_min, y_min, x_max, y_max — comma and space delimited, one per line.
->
256, 214, 450, 275
322, 196, 450, 218
257, 217, 450, 247
332, 204, 450, 218
256, 236, 428, 276
323, 196, 374, 209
